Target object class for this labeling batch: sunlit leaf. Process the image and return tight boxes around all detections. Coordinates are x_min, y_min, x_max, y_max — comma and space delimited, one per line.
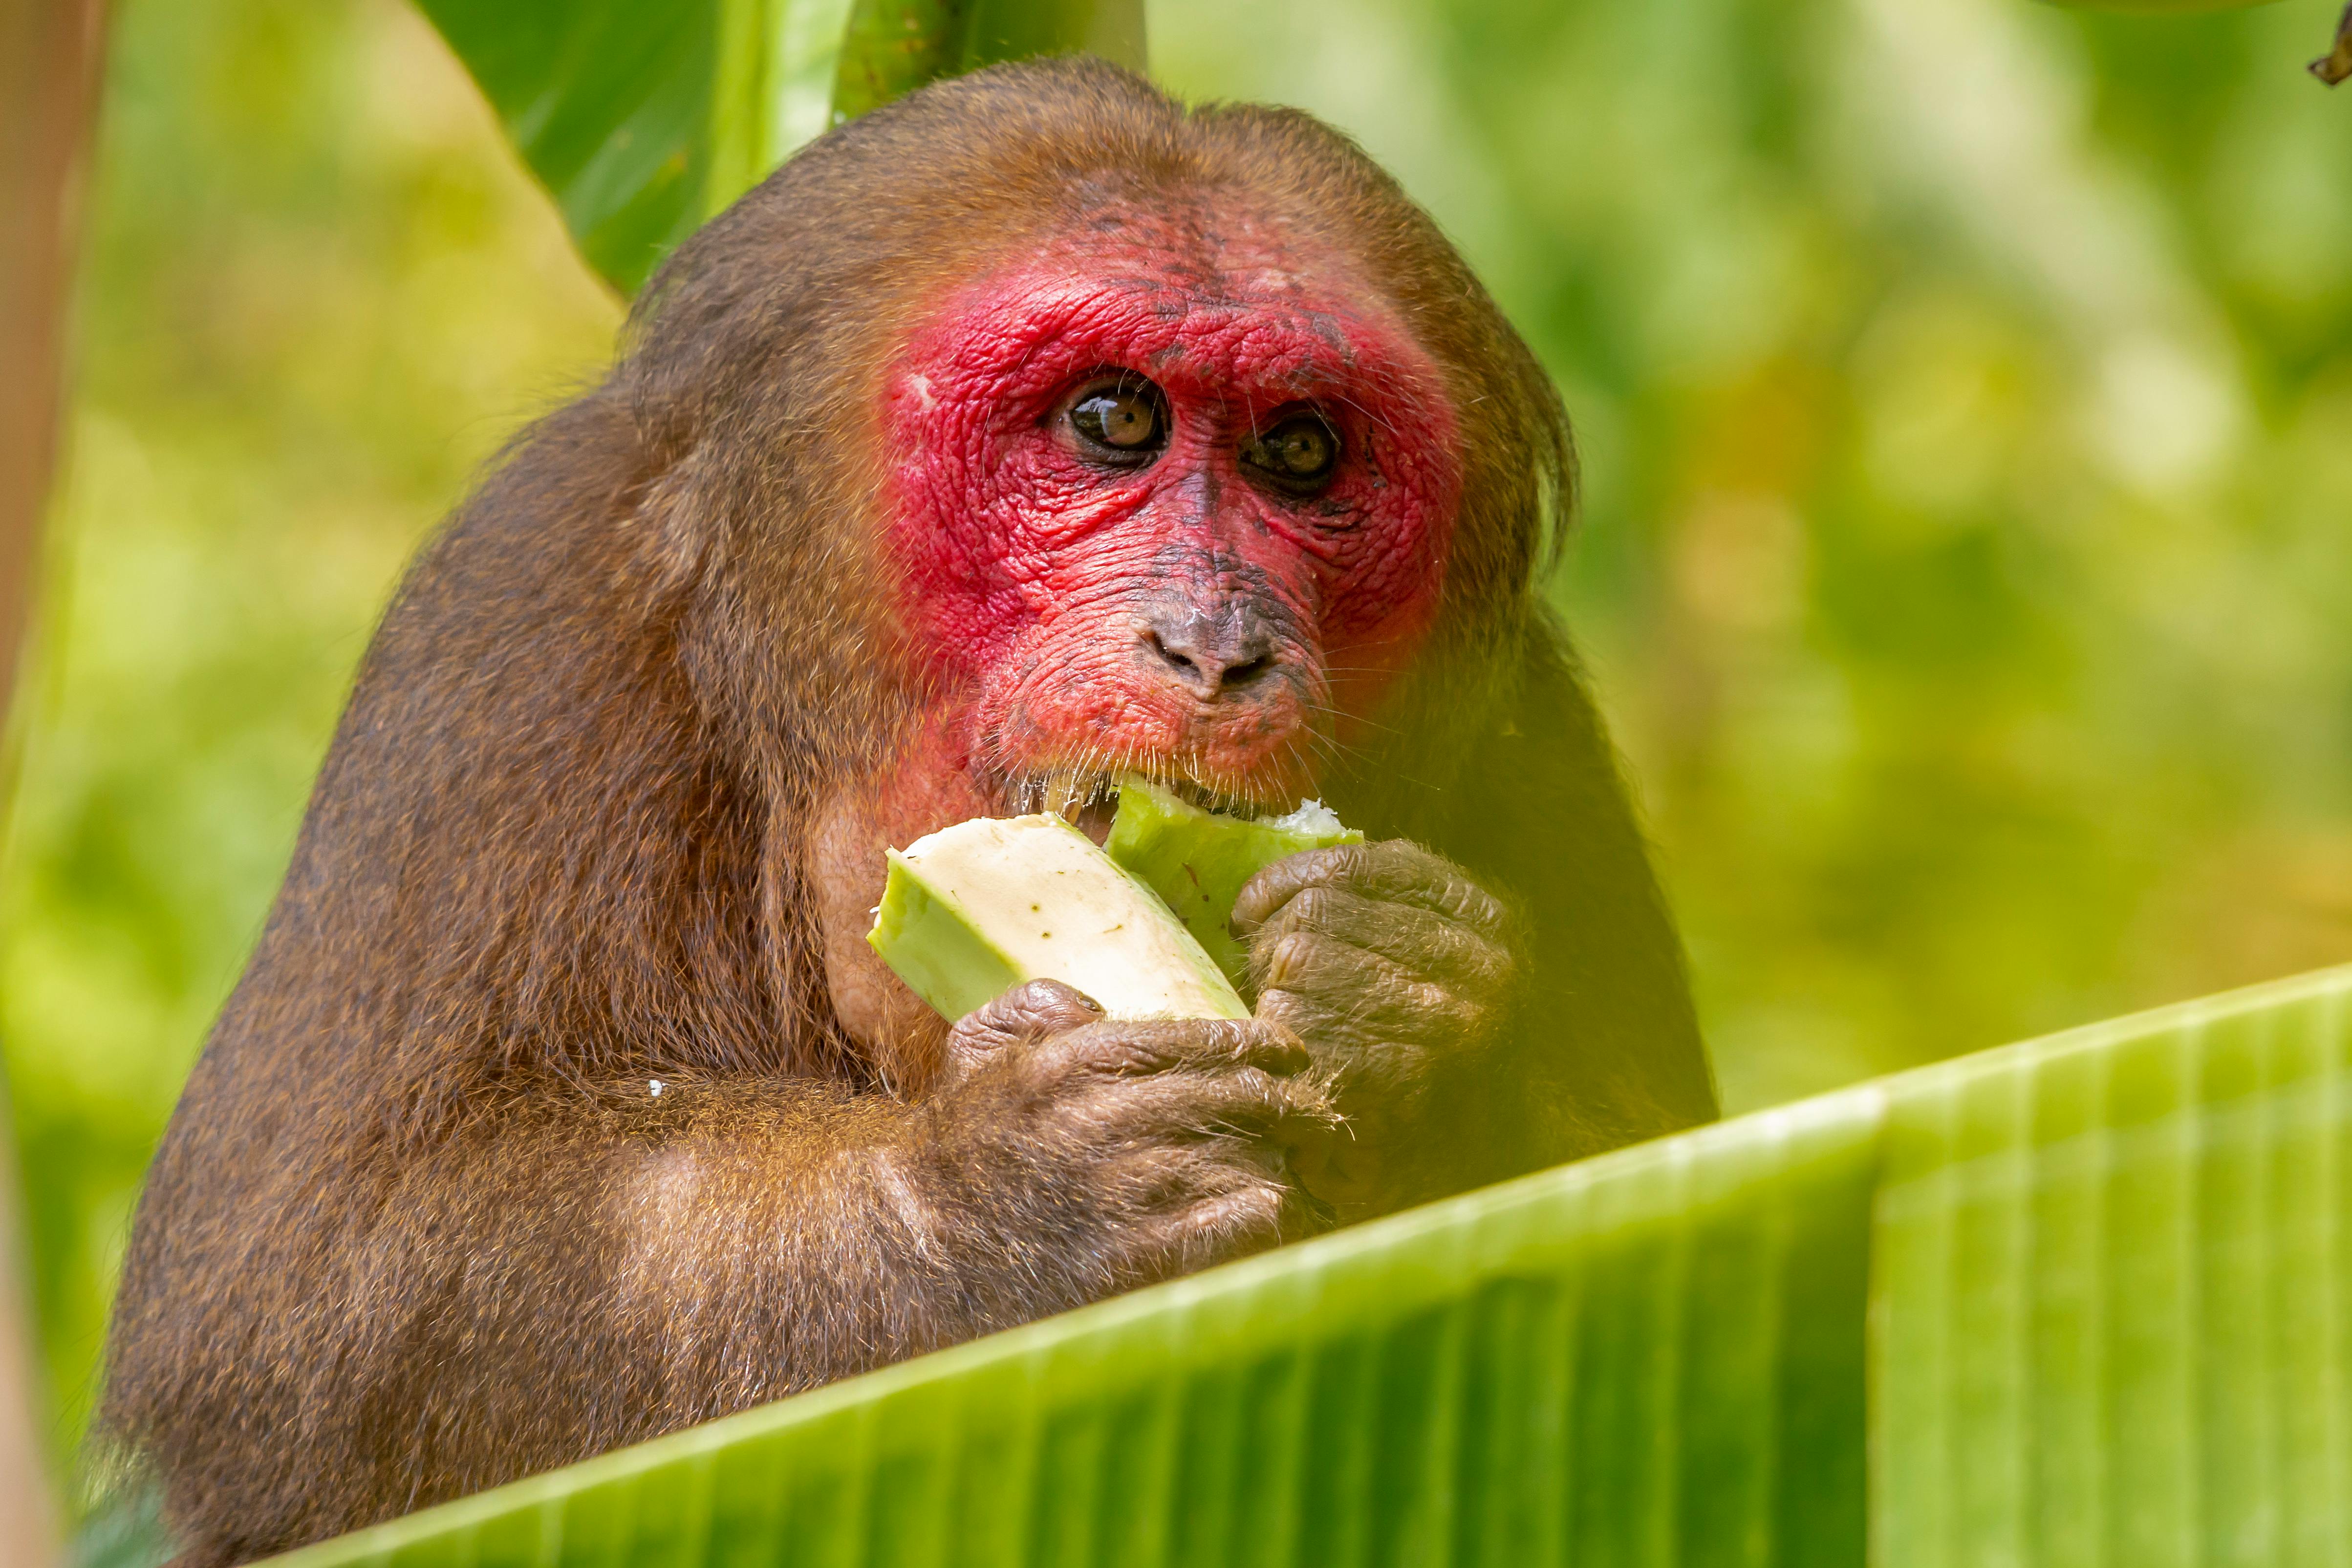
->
270, 966, 2352, 1567
2038, 0, 2275, 9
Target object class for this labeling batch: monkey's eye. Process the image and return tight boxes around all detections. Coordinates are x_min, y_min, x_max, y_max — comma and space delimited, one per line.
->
1240, 413, 1341, 496
1062, 375, 1167, 466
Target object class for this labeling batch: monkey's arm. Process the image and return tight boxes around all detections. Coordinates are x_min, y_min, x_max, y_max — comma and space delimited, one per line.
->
108, 1004, 1320, 1556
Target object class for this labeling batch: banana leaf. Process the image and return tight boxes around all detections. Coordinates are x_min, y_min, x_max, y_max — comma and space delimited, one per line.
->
264, 964, 2352, 1567
412, 0, 1146, 297
833, 0, 1147, 121
2040, 1, 2275, 9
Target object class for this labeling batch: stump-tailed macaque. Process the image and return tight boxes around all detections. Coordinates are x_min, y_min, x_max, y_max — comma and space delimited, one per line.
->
102, 60, 1714, 1563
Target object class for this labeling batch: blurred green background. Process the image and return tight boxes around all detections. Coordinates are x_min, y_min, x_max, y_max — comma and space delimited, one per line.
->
6, 0, 2350, 1495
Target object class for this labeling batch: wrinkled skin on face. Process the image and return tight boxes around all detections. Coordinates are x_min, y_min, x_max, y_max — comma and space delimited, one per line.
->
888, 200, 1463, 808
814, 199, 1520, 1221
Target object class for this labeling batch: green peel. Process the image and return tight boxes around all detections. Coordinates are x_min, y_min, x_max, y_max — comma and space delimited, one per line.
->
1104, 776, 1364, 988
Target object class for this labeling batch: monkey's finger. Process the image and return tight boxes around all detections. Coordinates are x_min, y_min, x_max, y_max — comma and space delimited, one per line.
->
1253, 986, 1438, 1078
1255, 931, 1491, 1044
947, 980, 1105, 1065
1097, 1137, 1290, 1212
1084, 1140, 1298, 1279
1108, 1183, 1296, 1282
1079, 1062, 1335, 1145
1249, 885, 1512, 993
1232, 840, 1510, 941
1036, 1017, 1311, 1082
954, 979, 1104, 1042
1282, 1121, 1391, 1212
1252, 988, 1439, 1104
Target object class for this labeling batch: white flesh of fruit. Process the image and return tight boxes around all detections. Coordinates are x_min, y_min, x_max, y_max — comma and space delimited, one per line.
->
868, 813, 1250, 1023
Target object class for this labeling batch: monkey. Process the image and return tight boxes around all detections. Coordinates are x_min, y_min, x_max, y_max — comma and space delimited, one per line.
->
97, 60, 1715, 1564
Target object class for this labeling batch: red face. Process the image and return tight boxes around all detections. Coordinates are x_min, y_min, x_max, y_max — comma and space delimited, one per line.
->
882, 200, 1463, 816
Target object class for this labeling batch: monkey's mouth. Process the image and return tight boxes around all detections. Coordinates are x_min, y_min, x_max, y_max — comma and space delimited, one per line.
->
993, 768, 1270, 846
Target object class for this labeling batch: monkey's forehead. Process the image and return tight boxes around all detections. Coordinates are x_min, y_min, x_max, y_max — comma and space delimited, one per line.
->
894, 206, 1446, 414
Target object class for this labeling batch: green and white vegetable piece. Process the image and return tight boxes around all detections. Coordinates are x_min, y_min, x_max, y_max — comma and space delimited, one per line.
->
1104, 775, 1364, 988
867, 813, 1251, 1023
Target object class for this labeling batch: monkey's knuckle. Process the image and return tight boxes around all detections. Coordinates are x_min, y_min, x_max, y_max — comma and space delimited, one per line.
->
1139, 1135, 1228, 1187
1447, 997, 1493, 1041
1199, 1018, 1260, 1054
1251, 978, 1297, 1013
1220, 1181, 1289, 1231
946, 1010, 1012, 1050
1401, 976, 1459, 1017
941, 1029, 1000, 1077
1015, 1055, 1117, 1117
1212, 1065, 1286, 1114
1238, 1024, 1310, 1076
1462, 932, 1515, 980
1465, 900, 1511, 940
1250, 987, 1316, 1040
1052, 1028, 1150, 1077
1014, 1067, 1101, 1129
1093, 1146, 1191, 1211
1171, 1182, 1285, 1252
1117, 1183, 1285, 1279
1286, 885, 1343, 930
1201, 1015, 1259, 1052
1261, 931, 1324, 989
1359, 840, 1435, 886
1216, 1186, 1294, 1255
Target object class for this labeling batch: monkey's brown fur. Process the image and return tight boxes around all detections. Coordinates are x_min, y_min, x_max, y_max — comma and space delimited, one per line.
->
101, 62, 1714, 1562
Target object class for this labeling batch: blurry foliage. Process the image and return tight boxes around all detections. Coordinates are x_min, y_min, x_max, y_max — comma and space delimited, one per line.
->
1157, 0, 2352, 1103
0, 0, 617, 1484
401, 0, 1147, 297
410, 0, 715, 293
4, 0, 2350, 1503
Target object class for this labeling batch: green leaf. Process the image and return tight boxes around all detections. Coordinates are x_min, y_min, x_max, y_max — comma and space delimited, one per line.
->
833, 0, 1147, 120
413, 0, 720, 297
2037, 1, 2277, 9
415, 0, 1144, 297
263, 963, 2352, 1567
829, 0, 970, 123
1874, 967, 2352, 1565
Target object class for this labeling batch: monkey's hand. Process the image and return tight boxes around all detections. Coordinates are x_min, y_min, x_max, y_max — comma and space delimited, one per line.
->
1232, 840, 1522, 1219
906, 980, 1334, 1309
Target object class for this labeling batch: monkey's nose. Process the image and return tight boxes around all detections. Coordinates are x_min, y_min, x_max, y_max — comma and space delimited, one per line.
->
1137, 608, 1279, 701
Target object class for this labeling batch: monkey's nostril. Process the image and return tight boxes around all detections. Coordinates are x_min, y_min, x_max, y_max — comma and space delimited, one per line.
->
1139, 620, 1279, 699
1144, 630, 1200, 678
1135, 600, 1289, 700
